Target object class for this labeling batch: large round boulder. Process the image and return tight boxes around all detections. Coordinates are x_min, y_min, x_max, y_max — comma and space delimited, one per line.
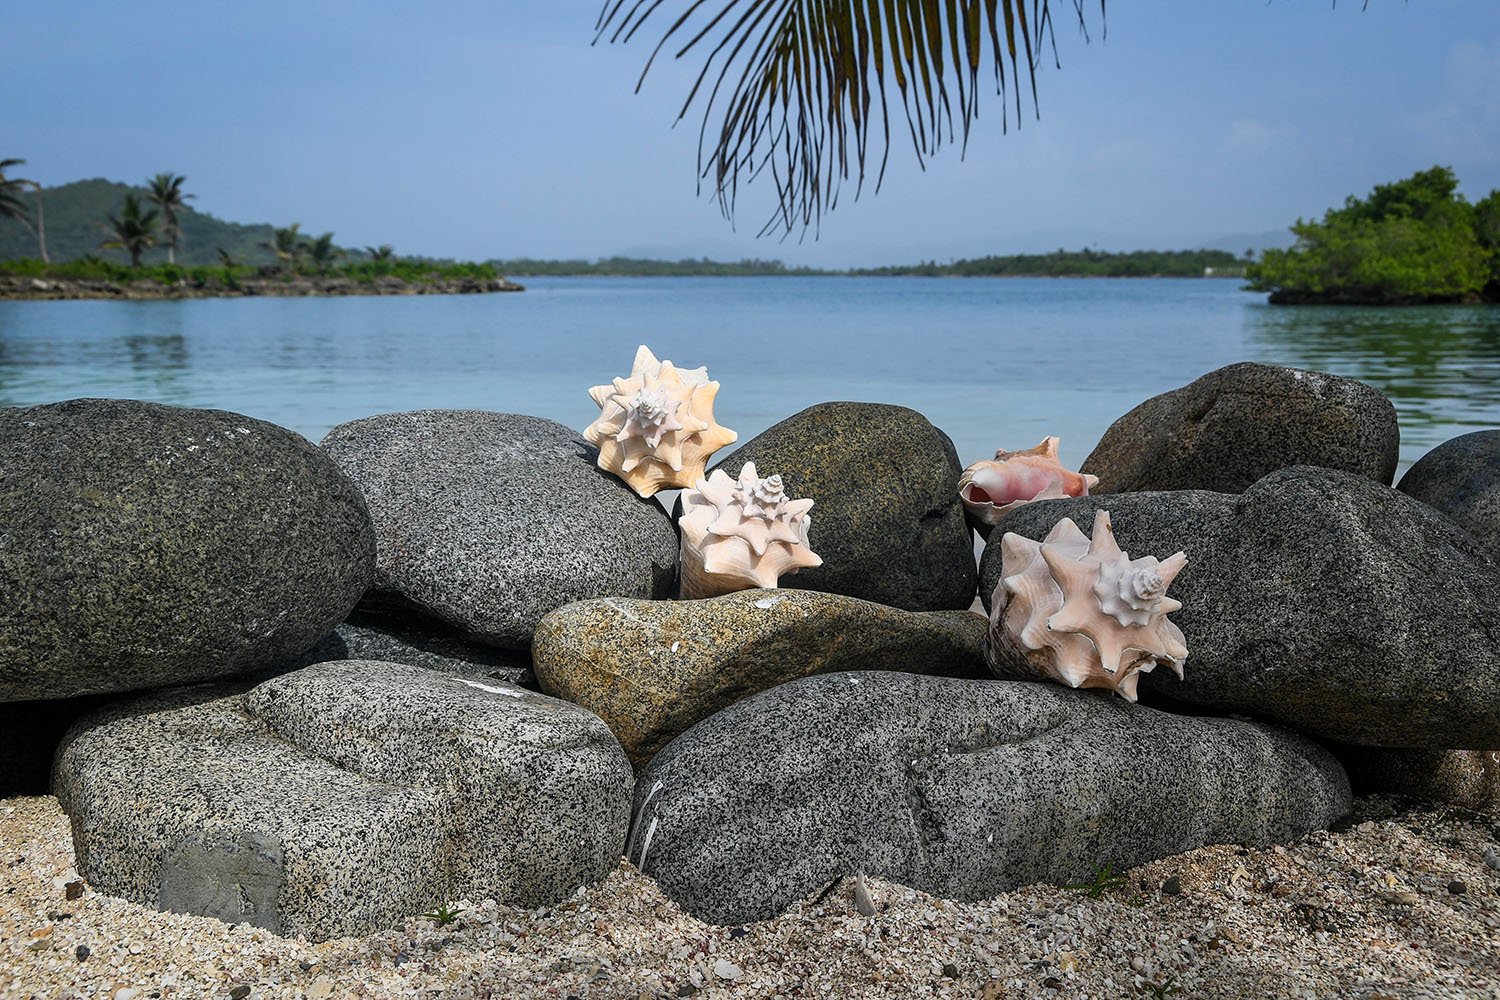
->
54, 661, 633, 941
321, 411, 679, 648
700, 403, 976, 611
632, 671, 1348, 925
533, 590, 989, 767
1398, 430, 1500, 560
981, 467, 1500, 748
1081, 363, 1399, 493
0, 399, 374, 701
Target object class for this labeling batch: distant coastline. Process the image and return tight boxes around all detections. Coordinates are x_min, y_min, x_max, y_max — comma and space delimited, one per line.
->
0, 272, 522, 301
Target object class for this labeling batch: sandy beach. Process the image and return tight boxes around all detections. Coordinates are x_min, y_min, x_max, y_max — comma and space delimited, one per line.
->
5, 794, 1498, 1000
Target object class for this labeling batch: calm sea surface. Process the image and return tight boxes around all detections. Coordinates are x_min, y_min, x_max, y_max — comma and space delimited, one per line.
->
2, 276, 1497, 474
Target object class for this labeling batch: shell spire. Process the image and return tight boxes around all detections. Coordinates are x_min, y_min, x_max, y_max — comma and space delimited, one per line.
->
959, 437, 1099, 538
677, 462, 822, 599
585, 345, 737, 496
985, 510, 1188, 701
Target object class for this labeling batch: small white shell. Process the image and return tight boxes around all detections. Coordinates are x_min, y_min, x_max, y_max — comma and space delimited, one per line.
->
986, 510, 1187, 701
585, 345, 737, 497
959, 437, 1099, 538
678, 463, 822, 599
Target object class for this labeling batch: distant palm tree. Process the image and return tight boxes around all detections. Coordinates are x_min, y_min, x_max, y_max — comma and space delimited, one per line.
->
101, 194, 159, 268
145, 173, 194, 264
1, 157, 49, 262
216, 247, 240, 268
364, 244, 394, 261
597, 1, 1101, 236
267, 223, 303, 271
303, 231, 342, 272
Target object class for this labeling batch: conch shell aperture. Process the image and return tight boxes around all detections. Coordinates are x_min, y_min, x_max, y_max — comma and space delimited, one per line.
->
985, 510, 1188, 702
585, 345, 737, 497
677, 462, 822, 599
959, 437, 1099, 538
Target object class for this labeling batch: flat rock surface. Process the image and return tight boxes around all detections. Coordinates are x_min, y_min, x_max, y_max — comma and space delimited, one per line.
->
0, 399, 374, 702
322, 410, 678, 649
53, 661, 632, 941
981, 467, 1500, 748
1398, 429, 1500, 560
4, 794, 1497, 999
633, 671, 1349, 925
1082, 362, 1398, 493
703, 402, 977, 611
532, 590, 990, 767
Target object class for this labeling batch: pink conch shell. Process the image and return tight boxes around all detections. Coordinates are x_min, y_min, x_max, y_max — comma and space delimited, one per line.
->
678, 462, 822, 599
959, 437, 1099, 538
985, 510, 1188, 702
584, 345, 738, 497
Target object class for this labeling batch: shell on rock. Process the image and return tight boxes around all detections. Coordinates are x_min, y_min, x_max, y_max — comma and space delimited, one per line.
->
584, 345, 737, 497
677, 462, 822, 599
959, 437, 1099, 538
986, 510, 1187, 701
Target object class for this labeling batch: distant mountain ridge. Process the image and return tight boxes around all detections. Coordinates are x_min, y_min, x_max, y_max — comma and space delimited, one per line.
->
0, 179, 287, 266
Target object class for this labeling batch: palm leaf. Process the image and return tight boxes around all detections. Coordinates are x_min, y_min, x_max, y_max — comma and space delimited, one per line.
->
598, 0, 1102, 236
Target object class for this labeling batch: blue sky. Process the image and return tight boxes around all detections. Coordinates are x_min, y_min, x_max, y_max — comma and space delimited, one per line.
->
4, 1, 1498, 267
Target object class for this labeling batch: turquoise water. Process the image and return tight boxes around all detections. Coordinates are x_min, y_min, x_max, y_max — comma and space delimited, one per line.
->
1, 276, 1497, 473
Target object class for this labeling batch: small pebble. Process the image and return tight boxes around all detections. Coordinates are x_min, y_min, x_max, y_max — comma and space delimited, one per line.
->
713, 958, 745, 981
229, 987, 251, 1000
1483, 849, 1500, 872
64, 879, 84, 900
942, 962, 960, 978
1448, 880, 1467, 895
75, 944, 90, 962
1161, 876, 1183, 896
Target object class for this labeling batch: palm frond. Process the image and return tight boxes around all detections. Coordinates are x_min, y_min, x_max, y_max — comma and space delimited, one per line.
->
598, 0, 1102, 237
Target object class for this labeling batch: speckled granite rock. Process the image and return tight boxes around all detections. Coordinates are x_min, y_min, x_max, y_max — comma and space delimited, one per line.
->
54, 660, 632, 941
632, 671, 1349, 925
321, 411, 678, 649
287, 611, 532, 686
0, 399, 374, 702
1081, 363, 1398, 493
699, 403, 976, 611
980, 467, 1500, 748
1398, 430, 1500, 560
532, 590, 990, 767
1334, 745, 1500, 812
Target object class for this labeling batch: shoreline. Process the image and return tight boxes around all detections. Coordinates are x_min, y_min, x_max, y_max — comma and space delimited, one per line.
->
0, 274, 524, 302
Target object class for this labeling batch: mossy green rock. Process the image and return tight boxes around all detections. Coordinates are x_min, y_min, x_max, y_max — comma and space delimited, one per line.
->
0, 399, 375, 701
532, 589, 990, 767
702, 402, 976, 611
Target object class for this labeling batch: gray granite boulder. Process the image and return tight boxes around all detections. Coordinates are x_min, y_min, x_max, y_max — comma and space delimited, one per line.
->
533, 590, 989, 767
700, 403, 976, 611
288, 611, 532, 686
321, 410, 678, 649
1398, 430, 1500, 560
980, 467, 1500, 748
55, 660, 632, 941
633, 671, 1348, 924
1081, 363, 1399, 493
0, 399, 374, 702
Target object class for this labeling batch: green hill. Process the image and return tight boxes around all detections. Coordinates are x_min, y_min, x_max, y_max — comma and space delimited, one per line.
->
0, 179, 285, 266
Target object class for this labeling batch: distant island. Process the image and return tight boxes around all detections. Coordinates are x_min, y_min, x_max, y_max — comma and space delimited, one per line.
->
0, 174, 521, 299
1246, 166, 1500, 305
494, 249, 1248, 279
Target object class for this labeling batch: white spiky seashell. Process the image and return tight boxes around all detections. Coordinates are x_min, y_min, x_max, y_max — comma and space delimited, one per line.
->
985, 510, 1188, 702
678, 462, 822, 599
584, 345, 738, 497
958, 437, 1100, 539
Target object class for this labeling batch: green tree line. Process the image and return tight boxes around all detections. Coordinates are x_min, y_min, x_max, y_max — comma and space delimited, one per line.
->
1246, 166, 1500, 304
